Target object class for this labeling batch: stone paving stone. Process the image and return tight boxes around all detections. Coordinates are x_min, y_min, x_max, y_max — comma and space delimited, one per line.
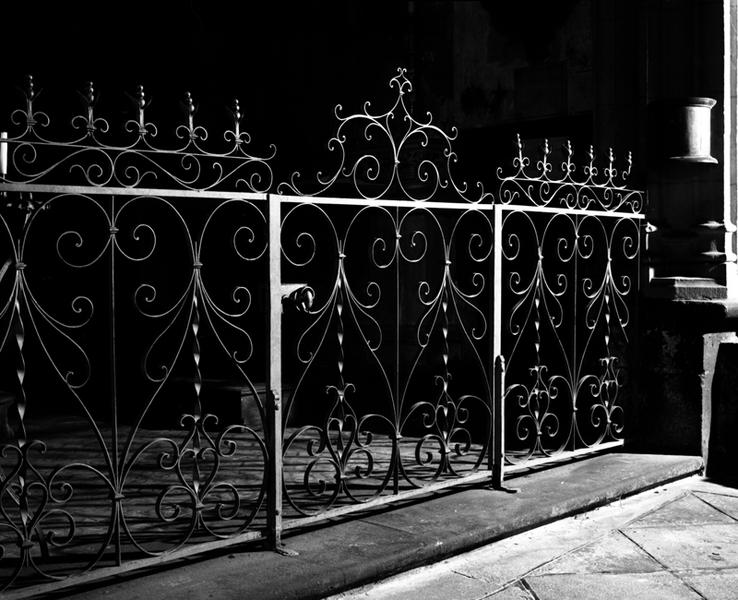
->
525, 572, 702, 600
690, 480, 738, 498
393, 483, 693, 590
624, 524, 738, 570
695, 491, 738, 521
448, 521, 610, 588
679, 567, 738, 600
626, 493, 735, 527
534, 531, 662, 575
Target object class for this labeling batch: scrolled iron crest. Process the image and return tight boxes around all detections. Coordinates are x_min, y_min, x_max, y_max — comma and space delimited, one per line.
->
278, 68, 492, 202
1, 76, 275, 192
498, 135, 644, 213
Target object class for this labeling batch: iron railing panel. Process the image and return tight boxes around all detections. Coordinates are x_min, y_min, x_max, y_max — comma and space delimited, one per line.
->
494, 134, 644, 476
279, 200, 495, 519
0, 190, 271, 591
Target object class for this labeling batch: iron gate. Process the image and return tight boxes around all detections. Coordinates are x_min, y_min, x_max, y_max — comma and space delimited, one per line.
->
0, 69, 643, 595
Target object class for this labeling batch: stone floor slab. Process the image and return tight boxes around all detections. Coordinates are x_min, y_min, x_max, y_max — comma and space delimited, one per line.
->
680, 568, 738, 600
447, 483, 693, 588
690, 480, 738, 498
448, 523, 608, 587
525, 572, 702, 600
695, 491, 738, 521
626, 493, 735, 527
534, 531, 662, 575
625, 524, 738, 570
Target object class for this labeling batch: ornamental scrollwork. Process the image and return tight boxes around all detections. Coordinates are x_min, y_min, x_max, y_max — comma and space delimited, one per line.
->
498, 135, 644, 213
278, 68, 492, 203
1, 77, 275, 192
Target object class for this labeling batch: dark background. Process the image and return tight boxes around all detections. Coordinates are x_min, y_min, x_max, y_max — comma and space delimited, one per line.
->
0, 0, 605, 187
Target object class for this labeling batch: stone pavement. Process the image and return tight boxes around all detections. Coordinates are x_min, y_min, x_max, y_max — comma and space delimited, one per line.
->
55, 453, 700, 600
329, 476, 738, 600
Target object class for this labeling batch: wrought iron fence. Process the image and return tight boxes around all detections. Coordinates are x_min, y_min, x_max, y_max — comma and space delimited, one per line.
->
0, 69, 644, 595
497, 144, 642, 472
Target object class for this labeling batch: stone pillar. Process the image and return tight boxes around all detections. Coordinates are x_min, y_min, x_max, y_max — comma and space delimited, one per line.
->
708, 338, 738, 479
594, 0, 738, 460
643, 0, 737, 300
636, 303, 738, 457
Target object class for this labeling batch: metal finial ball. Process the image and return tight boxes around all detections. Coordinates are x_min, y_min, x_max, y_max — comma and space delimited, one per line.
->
185, 92, 195, 112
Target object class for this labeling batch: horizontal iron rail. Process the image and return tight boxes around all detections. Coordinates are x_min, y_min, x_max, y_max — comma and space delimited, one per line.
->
503, 440, 625, 477
0, 187, 647, 221
277, 193, 492, 210
0, 182, 268, 201
281, 471, 494, 531
496, 204, 645, 220
278, 194, 645, 219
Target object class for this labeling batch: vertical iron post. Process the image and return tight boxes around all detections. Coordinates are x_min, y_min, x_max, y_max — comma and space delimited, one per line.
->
492, 205, 504, 488
108, 196, 121, 564
266, 193, 284, 550
570, 213, 580, 452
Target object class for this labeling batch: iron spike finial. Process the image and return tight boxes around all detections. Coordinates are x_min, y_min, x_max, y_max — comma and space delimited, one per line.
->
135, 84, 147, 132
184, 91, 196, 135
25, 74, 35, 100
562, 139, 574, 176
515, 133, 525, 167
185, 91, 195, 116
231, 98, 242, 141
24, 74, 38, 127
85, 81, 95, 106
136, 85, 146, 110
80, 81, 97, 134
